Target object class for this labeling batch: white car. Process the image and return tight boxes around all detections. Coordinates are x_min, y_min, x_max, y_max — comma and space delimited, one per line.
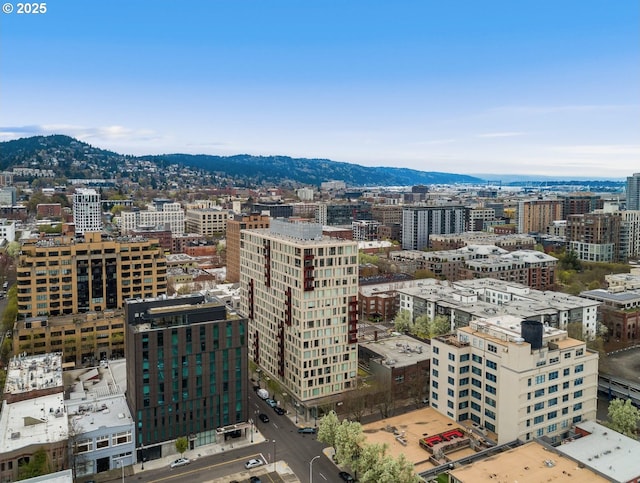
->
170, 457, 190, 468
245, 458, 263, 469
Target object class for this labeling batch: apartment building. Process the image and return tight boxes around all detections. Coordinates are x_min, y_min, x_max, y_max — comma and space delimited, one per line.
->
120, 202, 185, 236
558, 193, 601, 219
580, 287, 640, 343
73, 188, 102, 235
430, 316, 598, 445
352, 219, 380, 241
517, 199, 562, 234
566, 212, 622, 262
16, 232, 167, 318
239, 219, 359, 419
371, 205, 403, 225
315, 202, 372, 226
125, 294, 248, 452
398, 278, 600, 340
402, 205, 467, 250
225, 213, 270, 283
429, 233, 536, 251
184, 207, 230, 236
12, 311, 125, 367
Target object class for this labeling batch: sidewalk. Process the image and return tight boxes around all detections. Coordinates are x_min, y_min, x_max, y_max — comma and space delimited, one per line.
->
131, 427, 268, 474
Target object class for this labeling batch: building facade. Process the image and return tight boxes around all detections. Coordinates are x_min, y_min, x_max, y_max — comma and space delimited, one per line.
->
566, 212, 622, 262
239, 219, 359, 418
627, 172, 640, 211
517, 199, 562, 234
184, 208, 230, 237
73, 188, 102, 235
402, 206, 467, 251
430, 317, 598, 445
225, 213, 271, 283
16, 232, 167, 318
120, 203, 185, 236
125, 295, 248, 453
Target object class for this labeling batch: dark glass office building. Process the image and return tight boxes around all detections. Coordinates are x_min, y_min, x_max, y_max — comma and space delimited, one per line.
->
125, 294, 248, 457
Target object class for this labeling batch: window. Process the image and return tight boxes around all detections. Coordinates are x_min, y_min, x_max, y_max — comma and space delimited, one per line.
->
485, 396, 496, 407
432, 369, 439, 377
460, 366, 470, 374
472, 378, 482, 388
486, 360, 497, 370
548, 423, 557, 433
574, 377, 583, 386
76, 439, 93, 453
549, 384, 558, 393
576, 349, 584, 356
534, 415, 544, 424
96, 435, 109, 449
485, 409, 496, 419
575, 364, 584, 373
432, 358, 439, 366
574, 390, 583, 399
486, 373, 497, 383
448, 377, 455, 385
563, 382, 570, 389
471, 402, 480, 412
562, 394, 569, 402
448, 364, 455, 373
534, 389, 545, 398
549, 371, 558, 380
460, 354, 469, 362
548, 397, 558, 406
564, 352, 571, 359
460, 377, 469, 386
487, 343, 497, 353
547, 411, 557, 420
112, 431, 132, 446
433, 381, 439, 389
573, 402, 582, 411
448, 353, 455, 361
471, 390, 481, 400
486, 384, 496, 395
448, 388, 454, 397
534, 402, 544, 411
472, 366, 482, 376
433, 346, 439, 354
563, 368, 570, 376
472, 354, 483, 364
459, 389, 469, 397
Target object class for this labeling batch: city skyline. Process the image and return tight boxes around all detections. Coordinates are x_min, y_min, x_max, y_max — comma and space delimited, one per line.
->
1, 1, 638, 178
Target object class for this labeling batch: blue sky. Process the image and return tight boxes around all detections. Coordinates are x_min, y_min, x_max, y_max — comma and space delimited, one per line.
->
1, 1, 638, 179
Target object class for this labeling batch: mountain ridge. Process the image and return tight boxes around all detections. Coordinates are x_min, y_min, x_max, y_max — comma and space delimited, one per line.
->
0, 135, 483, 187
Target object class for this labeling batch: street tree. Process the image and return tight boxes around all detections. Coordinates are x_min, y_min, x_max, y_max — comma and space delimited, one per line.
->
334, 420, 364, 466
394, 310, 412, 333
317, 410, 340, 449
412, 315, 430, 339
175, 436, 188, 457
607, 398, 640, 438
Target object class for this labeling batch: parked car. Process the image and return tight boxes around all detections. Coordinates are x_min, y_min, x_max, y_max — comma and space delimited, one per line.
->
265, 398, 277, 407
170, 458, 190, 468
273, 406, 285, 415
249, 477, 262, 483
245, 458, 264, 469
297, 426, 317, 434
258, 413, 270, 423
338, 471, 355, 482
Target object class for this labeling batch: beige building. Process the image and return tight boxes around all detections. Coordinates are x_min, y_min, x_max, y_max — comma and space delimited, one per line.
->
239, 219, 359, 419
16, 232, 167, 318
517, 199, 562, 234
430, 316, 598, 445
185, 208, 230, 237
226, 213, 270, 283
12, 311, 125, 367
120, 202, 185, 235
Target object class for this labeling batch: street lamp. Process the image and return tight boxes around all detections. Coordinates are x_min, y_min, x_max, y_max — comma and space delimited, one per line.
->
118, 460, 124, 483
249, 418, 254, 443
272, 439, 276, 473
140, 444, 144, 470
309, 455, 320, 483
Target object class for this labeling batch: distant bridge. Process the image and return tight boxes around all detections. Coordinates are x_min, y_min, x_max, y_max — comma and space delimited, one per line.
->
598, 374, 640, 406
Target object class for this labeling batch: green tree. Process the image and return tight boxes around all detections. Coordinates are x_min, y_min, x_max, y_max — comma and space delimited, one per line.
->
566, 322, 584, 341
17, 448, 51, 480
393, 310, 412, 333
6, 241, 21, 258
412, 315, 430, 339
175, 436, 188, 456
428, 315, 451, 338
413, 269, 435, 280
355, 442, 387, 482
334, 420, 364, 466
317, 410, 341, 449
607, 398, 640, 438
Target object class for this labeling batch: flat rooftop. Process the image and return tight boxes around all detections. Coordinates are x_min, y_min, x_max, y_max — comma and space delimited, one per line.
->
360, 335, 431, 367
4, 353, 63, 395
555, 420, 640, 483
66, 394, 134, 432
0, 393, 68, 453
448, 441, 609, 482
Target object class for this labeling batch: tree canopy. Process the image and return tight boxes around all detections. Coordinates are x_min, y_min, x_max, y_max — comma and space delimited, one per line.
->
607, 398, 640, 438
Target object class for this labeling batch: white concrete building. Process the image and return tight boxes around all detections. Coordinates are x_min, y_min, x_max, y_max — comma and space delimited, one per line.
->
185, 207, 230, 236
120, 202, 185, 235
430, 316, 598, 445
239, 219, 359, 418
0, 218, 16, 243
73, 188, 102, 235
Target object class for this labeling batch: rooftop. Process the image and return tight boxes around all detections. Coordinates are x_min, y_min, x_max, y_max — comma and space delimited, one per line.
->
4, 353, 63, 395
555, 421, 640, 482
448, 441, 609, 482
360, 334, 431, 367
0, 393, 69, 453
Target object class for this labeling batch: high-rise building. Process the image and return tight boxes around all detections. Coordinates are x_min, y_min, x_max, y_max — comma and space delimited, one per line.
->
73, 188, 102, 235
125, 294, 248, 452
16, 232, 167, 317
430, 316, 598, 445
184, 208, 230, 236
239, 219, 359, 419
517, 199, 562, 234
558, 193, 601, 219
225, 213, 270, 283
627, 173, 640, 211
566, 212, 622, 262
401, 206, 466, 250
